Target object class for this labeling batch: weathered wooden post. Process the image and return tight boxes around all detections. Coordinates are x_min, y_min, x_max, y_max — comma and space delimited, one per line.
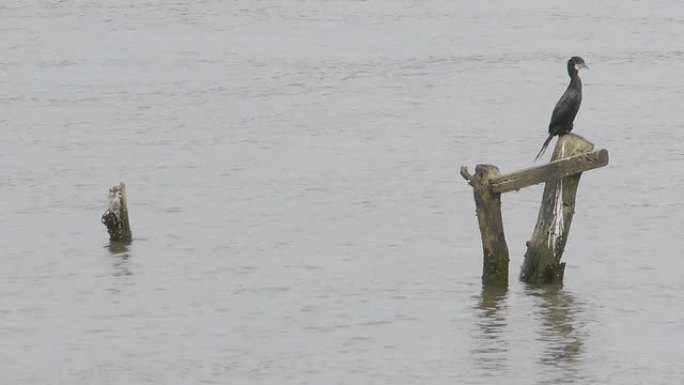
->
520, 134, 597, 283
460, 165, 510, 285
460, 133, 608, 284
101, 182, 132, 242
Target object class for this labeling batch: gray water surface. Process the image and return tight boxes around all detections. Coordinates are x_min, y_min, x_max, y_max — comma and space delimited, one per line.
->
2, 1, 684, 384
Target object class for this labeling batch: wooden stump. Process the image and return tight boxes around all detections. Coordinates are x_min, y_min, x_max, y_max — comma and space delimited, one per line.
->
460, 165, 510, 285
520, 134, 593, 283
460, 135, 608, 284
101, 183, 132, 242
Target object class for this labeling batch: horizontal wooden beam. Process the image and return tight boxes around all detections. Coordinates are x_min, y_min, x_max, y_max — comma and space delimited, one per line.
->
489, 149, 609, 193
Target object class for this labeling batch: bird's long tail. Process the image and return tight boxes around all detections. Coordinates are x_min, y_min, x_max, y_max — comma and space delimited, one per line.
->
534, 134, 554, 161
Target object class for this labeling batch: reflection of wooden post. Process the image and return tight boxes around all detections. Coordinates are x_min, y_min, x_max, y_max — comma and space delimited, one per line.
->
460, 165, 510, 285
533, 285, 583, 366
461, 133, 609, 284
520, 134, 594, 283
101, 183, 132, 242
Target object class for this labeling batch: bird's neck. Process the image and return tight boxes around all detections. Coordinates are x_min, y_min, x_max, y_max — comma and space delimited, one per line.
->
569, 72, 582, 89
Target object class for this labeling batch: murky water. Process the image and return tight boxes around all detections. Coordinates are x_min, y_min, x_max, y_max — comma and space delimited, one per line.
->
2, 1, 684, 384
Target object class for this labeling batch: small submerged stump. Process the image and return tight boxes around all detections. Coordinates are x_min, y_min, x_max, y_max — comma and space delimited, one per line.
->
460, 165, 510, 285
101, 183, 132, 242
520, 134, 595, 283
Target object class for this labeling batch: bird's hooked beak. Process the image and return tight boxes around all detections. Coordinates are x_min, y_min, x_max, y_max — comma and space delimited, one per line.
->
575, 62, 589, 70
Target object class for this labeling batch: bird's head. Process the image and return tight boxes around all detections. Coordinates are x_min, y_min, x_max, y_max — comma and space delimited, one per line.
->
569, 56, 588, 72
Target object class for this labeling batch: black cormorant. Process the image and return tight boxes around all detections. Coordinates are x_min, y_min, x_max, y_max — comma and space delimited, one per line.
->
534, 56, 588, 160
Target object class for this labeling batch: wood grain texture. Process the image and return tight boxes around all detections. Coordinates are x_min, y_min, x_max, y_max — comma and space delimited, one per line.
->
461, 165, 510, 285
520, 134, 596, 283
491, 149, 608, 194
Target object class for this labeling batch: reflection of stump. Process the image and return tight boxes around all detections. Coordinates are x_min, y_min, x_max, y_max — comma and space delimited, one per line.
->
101, 183, 132, 242
528, 285, 584, 372
520, 134, 594, 283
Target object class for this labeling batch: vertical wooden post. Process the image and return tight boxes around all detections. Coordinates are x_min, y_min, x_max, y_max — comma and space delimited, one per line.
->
520, 134, 593, 283
101, 182, 132, 242
461, 165, 510, 285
